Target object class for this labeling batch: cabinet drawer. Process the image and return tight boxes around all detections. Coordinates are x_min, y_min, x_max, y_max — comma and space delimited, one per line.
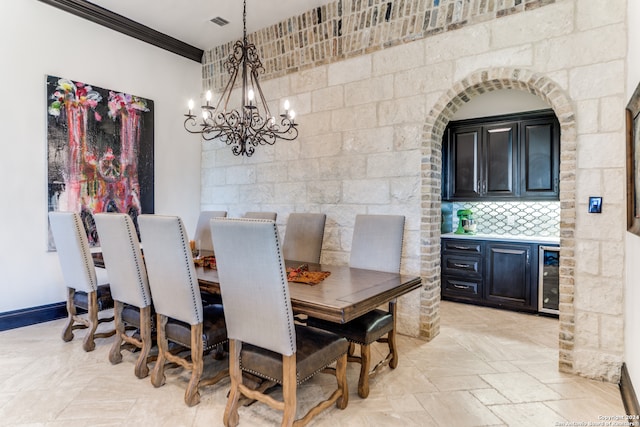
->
443, 254, 482, 276
442, 240, 482, 254
442, 276, 481, 297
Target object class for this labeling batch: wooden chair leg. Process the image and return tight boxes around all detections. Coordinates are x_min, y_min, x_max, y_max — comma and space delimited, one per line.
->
335, 353, 349, 410
134, 306, 152, 379
281, 354, 296, 427
82, 292, 99, 352
357, 344, 371, 398
151, 314, 168, 388
388, 327, 398, 369
109, 301, 125, 364
224, 340, 242, 427
184, 323, 203, 407
61, 288, 77, 342
368, 301, 399, 386
388, 301, 398, 369
347, 342, 356, 357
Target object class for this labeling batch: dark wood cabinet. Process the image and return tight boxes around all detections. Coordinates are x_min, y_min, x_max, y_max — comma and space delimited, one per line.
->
484, 122, 517, 198
443, 110, 559, 201
484, 242, 535, 311
449, 126, 481, 199
441, 238, 538, 313
441, 239, 483, 301
519, 117, 560, 198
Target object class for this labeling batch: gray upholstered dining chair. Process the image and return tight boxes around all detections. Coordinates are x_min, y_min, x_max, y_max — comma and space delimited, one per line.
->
210, 217, 349, 426
243, 211, 277, 220
194, 210, 228, 306
94, 213, 153, 379
48, 211, 115, 352
282, 213, 326, 264
194, 210, 227, 253
138, 214, 228, 407
307, 214, 405, 398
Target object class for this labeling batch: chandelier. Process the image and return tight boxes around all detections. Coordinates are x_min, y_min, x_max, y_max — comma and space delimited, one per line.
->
183, 0, 298, 157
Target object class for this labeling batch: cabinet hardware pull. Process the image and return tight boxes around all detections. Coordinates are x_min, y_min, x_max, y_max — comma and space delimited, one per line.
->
453, 263, 471, 268
451, 245, 474, 250
453, 284, 469, 289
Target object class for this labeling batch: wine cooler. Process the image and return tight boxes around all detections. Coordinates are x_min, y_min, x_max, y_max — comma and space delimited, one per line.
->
538, 245, 560, 315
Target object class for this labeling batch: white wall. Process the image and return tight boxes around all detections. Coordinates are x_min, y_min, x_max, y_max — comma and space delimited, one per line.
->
625, 0, 640, 398
451, 89, 550, 121
0, 1, 202, 312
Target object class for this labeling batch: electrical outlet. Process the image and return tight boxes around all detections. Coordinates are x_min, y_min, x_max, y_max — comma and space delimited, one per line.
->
507, 215, 515, 226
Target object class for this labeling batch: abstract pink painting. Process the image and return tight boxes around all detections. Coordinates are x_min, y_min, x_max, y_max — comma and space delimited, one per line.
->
47, 75, 154, 249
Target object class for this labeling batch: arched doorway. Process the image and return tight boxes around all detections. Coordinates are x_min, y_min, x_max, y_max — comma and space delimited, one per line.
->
420, 67, 577, 373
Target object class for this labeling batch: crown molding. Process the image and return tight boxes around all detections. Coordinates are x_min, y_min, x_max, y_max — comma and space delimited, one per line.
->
37, 0, 204, 63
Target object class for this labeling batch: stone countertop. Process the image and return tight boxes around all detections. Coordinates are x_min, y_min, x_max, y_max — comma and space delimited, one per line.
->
441, 232, 560, 245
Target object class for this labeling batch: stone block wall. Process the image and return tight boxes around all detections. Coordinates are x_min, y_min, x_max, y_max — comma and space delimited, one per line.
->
201, 0, 628, 381
203, 0, 559, 92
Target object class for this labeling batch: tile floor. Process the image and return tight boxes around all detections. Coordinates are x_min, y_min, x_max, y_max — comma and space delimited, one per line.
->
0, 301, 626, 426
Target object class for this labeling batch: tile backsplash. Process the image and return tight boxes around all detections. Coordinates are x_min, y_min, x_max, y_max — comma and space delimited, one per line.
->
443, 201, 560, 237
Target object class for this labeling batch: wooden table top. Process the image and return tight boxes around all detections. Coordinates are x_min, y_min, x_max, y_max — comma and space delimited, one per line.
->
93, 252, 422, 324
197, 260, 422, 324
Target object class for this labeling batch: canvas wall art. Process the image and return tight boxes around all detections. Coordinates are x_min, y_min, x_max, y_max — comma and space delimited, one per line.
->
627, 81, 640, 236
47, 75, 154, 249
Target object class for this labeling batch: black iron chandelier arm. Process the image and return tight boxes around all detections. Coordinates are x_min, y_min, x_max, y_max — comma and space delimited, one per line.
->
182, 0, 299, 157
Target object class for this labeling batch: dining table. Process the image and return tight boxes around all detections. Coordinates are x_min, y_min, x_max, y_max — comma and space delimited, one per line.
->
197, 259, 422, 324
92, 251, 422, 324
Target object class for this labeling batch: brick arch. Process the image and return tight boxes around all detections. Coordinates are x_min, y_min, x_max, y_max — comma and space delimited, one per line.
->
420, 67, 577, 373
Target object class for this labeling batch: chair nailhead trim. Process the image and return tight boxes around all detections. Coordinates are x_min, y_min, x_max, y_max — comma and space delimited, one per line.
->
123, 216, 150, 307
271, 221, 295, 354
177, 218, 201, 323
240, 354, 344, 385
168, 336, 228, 351
73, 213, 97, 291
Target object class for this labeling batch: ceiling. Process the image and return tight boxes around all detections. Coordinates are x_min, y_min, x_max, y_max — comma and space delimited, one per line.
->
86, 0, 335, 50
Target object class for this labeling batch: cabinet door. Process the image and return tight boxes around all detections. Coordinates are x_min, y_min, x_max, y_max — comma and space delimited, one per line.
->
483, 122, 517, 198
450, 126, 481, 199
520, 117, 559, 199
485, 242, 533, 310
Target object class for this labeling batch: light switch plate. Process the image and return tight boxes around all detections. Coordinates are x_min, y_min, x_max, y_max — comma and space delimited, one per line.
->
588, 196, 602, 213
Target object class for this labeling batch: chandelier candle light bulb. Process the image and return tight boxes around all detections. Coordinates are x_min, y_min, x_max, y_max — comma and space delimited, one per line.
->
182, 0, 298, 156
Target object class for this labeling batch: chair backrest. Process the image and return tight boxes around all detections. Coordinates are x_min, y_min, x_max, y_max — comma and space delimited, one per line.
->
48, 211, 98, 293
210, 218, 296, 356
243, 211, 277, 221
282, 213, 326, 264
138, 214, 203, 325
94, 213, 151, 308
194, 210, 227, 252
349, 214, 405, 273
